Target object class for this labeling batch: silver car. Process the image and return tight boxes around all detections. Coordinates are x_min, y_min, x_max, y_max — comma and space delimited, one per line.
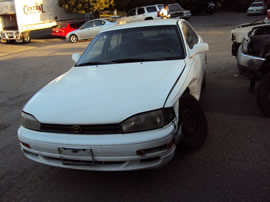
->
247, 2, 265, 15
66, 18, 118, 43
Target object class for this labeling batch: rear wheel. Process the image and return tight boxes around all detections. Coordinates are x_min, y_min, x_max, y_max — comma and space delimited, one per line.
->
256, 73, 270, 117
69, 34, 78, 43
179, 94, 208, 149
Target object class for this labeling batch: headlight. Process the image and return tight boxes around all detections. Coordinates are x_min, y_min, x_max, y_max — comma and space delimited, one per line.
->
21, 112, 41, 131
121, 108, 175, 133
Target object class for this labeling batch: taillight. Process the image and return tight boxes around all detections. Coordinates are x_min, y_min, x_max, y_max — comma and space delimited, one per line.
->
157, 11, 160, 17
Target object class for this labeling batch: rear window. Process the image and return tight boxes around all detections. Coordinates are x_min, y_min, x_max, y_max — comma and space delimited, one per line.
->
55, 24, 67, 28
158, 5, 164, 10
169, 4, 183, 12
146, 6, 157, 13
105, 18, 116, 23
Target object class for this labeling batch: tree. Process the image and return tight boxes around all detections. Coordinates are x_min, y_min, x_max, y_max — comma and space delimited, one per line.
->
58, 0, 114, 15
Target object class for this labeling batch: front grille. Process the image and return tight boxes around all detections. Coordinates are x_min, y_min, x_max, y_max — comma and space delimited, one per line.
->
7, 32, 15, 39
170, 12, 183, 18
60, 158, 125, 166
40, 123, 122, 134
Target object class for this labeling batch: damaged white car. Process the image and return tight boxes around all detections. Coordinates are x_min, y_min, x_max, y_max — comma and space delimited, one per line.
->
18, 19, 209, 171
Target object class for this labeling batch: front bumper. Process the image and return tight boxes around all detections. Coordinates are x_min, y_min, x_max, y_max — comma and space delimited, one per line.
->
247, 10, 264, 15
237, 45, 265, 79
0, 31, 20, 40
18, 123, 179, 171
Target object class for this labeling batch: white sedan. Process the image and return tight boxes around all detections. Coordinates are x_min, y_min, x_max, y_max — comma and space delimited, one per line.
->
18, 19, 209, 171
247, 2, 265, 15
66, 18, 118, 43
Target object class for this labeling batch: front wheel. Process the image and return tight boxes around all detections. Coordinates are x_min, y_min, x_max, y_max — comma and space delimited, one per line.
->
22, 33, 31, 43
179, 94, 208, 149
256, 73, 270, 117
69, 34, 78, 43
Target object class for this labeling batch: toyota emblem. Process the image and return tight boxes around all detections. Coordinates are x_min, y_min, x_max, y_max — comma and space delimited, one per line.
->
71, 125, 82, 134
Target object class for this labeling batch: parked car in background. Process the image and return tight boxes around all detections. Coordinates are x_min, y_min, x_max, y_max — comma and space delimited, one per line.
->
168, 3, 191, 20
0, 0, 85, 44
236, 24, 270, 117
18, 19, 209, 171
52, 21, 85, 38
66, 18, 118, 43
118, 4, 163, 24
247, 2, 265, 15
231, 20, 265, 56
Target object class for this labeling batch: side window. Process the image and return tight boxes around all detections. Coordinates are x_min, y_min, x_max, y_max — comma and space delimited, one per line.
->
127, 9, 136, 16
70, 24, 75, 28
82, 21, 94, 29
182, 21, 198, 49
137, 8, 145, 15
94, 20, 105, 27
146, 6, 157, 13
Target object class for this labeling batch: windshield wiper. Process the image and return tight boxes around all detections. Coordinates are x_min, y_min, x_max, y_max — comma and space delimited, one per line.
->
76, 61, 113, 67
111, 58, 160, 63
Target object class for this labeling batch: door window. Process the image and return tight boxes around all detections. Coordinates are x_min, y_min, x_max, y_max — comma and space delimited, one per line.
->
94, 20, 105, 27
137, 8, 145, 15
146, 6, 157, 13
127, 9, 136, 16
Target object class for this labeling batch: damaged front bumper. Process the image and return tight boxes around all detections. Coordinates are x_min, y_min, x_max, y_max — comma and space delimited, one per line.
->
237, 45, 266, 79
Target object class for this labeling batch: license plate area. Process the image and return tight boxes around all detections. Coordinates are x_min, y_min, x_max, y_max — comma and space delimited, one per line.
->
58, 147, 95, 166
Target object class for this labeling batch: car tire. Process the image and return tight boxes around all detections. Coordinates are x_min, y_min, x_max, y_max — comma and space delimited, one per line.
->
69, 34, 78, 43
22, 32, 31, 43
179, 94, 208, 149
256, 72, 270, 117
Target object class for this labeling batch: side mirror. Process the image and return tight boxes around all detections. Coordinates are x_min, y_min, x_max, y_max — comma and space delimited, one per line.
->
72, 53, 81, 63
190, 43, 209, 57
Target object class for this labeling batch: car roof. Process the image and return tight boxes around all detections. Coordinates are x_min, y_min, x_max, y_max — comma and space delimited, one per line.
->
103, 19, 182, 32
87, 18, 109, 22
132, 4, 163, 9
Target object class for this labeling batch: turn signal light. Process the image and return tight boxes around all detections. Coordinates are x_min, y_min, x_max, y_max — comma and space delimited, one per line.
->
20, 141, 31, 149
136, 139, 175, 157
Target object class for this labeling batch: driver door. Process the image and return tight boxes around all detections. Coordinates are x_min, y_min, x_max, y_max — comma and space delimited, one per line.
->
78, 21, 94, 39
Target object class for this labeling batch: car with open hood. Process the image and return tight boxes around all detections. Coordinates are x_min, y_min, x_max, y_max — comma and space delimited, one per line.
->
18, 19, 209, 171
236, 24, 270, 117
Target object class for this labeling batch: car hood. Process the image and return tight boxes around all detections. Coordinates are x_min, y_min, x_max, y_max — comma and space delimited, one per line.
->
232, 21, 264, 30
24, 60, 185, 124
